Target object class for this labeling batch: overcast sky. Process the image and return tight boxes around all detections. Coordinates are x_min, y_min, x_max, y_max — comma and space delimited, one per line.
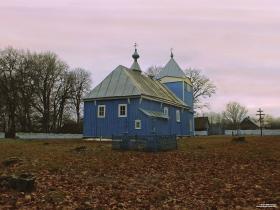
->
1, 0, 280, 117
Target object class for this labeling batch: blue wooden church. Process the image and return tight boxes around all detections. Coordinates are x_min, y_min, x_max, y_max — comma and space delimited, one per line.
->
83, 47, 194, 138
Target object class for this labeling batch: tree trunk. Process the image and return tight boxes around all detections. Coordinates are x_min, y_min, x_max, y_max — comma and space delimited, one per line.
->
76, 105, 80, 124
6, 106, 16, 138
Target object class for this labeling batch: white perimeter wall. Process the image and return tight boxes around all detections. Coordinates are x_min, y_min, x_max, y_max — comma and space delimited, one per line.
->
195, 131, 208, 136
0, 132, 4, 139
225, 129, 280, 136
16, 133, 82, 139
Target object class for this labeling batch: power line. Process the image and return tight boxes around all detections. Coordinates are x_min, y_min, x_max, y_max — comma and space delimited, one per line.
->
256, 108, 265, 136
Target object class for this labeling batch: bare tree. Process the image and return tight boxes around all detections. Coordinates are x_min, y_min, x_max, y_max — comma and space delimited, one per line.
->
264, 115, 280, 129
0, 91, 7, 132
145, 66, 216, 111
223, 102, 248, 130
56, 72, 75, 129
0, 47, 91, 136
0, 47, 23, 137
16, 51, 37, 131
31, 52, 68, 132
185, 68, 216, 110
145, 66, 162, 77
71, 68, 91, 124
207, 112, 224, 126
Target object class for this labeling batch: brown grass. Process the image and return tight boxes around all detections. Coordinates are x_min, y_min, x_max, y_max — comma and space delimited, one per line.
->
0, 136, 279, 209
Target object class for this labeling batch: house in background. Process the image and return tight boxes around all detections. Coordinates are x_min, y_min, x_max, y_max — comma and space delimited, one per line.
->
194, 117, 210, 136
83, 47, 194, 138
225, 117, 262, 136
240, 117, 259, 130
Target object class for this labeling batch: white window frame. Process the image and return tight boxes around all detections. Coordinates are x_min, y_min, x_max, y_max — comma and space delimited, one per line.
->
176, 110, 181, 122
118, 104, 127, 117
135, 120, 141, 129
163, 107, 169, 116
97, 105, 106, 118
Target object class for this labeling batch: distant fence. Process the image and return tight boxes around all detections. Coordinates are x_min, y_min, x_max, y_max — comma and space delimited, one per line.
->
16, 133, 82, 139
195, 131, 208, 136
0, 132, 4, 139
112, 135, 177, 152
225, 129, 280, 136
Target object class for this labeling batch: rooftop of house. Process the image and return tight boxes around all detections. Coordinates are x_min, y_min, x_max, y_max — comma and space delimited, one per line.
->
84, 46, 191, 108
84, 65, 189, 108
240, 117, 259, 129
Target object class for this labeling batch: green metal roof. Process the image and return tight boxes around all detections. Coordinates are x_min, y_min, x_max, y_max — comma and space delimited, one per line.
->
130, 61, 141, 72
85, 65, 140, 99
85, 65, 189, 108
156, 57, 186, 79
139, 108, 169, 119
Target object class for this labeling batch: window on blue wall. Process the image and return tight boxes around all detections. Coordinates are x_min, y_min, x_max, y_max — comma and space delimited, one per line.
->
97, 105, 106, 118
118, 104, 127, 117
176, 110, 181, 122
135, 120, 141, 129
164, 107, 169, 116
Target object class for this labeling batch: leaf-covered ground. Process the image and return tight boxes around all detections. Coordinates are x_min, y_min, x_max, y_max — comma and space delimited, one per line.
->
0, 136, 279, 209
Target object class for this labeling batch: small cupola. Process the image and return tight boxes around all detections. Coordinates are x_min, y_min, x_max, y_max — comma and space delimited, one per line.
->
130, 43, 142, 72
155, 48, 186, 79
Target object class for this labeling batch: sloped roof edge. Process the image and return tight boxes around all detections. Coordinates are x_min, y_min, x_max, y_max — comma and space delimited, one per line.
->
139, 108, 169, 119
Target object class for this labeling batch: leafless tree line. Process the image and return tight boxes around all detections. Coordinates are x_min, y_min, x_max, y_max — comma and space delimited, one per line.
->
0, 47, 91, 138
207, 102, 280, 130
206, 102, 248, 131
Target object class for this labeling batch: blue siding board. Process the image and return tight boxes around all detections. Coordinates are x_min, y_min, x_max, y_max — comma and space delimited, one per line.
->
83, 97, 194, 138
164, 82, 183, 100
183, 82, 194, 109
83, 102, 95, 137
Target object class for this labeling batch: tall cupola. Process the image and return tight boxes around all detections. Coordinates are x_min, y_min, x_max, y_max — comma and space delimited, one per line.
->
130, 43, 142, 72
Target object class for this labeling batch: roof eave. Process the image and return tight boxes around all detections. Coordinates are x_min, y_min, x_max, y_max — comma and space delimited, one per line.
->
141, 94, 190, 109
83, 95, 141, 102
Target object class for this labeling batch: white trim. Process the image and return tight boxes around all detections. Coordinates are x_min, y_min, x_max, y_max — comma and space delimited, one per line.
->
159, 76, 192, 86
164, 107, 169, 116
135, 120, 141, 129
97, 105, 106, 118
176, 110, 181, 122
118, 104, 127, 117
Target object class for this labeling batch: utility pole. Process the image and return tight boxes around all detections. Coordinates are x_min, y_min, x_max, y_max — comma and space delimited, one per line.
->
256, 108, 265, 136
